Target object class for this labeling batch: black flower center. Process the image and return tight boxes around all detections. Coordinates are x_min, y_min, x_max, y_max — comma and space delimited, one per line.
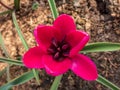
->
47, 36, 71, 61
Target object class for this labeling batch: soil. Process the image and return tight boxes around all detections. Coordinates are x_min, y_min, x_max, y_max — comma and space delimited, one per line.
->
0, 0, 120, 90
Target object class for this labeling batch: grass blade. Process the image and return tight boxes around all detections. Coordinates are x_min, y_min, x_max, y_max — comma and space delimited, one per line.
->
81, 42, 120, 53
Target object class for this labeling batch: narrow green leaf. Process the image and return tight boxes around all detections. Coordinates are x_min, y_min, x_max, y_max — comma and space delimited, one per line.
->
14, 0, 20, 10
32, 69, 40, 85
12, 11, 29, 50
12, 11, 40, 84
0, 57, 23, 66
48, 0, 59, 19
0, 10, 12, 15
81, 42, 120, 53
96, 75, 120, 90
0, 71, 36, 90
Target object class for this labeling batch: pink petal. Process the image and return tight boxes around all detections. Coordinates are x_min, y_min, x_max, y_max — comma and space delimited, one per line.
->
34, 25, 62, 51
54, 14, 76, 36
66, 30, 89, 57
43, 55, 72, 76
71, 54, 98, 80
23, 47, 44, 69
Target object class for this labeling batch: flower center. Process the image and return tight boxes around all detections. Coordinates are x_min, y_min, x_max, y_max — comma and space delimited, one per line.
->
47, 36, 71, 61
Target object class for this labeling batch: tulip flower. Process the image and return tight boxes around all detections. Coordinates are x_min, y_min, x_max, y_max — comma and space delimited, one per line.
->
23, 14, 98, 80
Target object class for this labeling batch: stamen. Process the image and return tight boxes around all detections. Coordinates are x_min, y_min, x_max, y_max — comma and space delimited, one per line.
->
54, 52, 60, 59
57, 47, 61, 51
62, 44, 69, 50
47, 48, 55, 54
51, 38, 58, 47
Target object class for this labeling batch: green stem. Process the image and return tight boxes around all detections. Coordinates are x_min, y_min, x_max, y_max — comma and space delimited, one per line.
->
48, 0, 59, 19
96, 75, 120, 90
50, 75, 63, 90
14, 0, 20, 10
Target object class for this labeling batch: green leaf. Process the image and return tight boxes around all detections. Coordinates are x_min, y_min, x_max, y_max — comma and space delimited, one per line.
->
48, 0, 58, 19
14, 0, 20, 10
0, 10, 12, 15
32, 69, 40, 85
0, 57, 23, 66
0, 71, 36, 90
81, 42, 120, 53
12, 11, 40, 84
96, 75, 120, 90
12, 11, 29, 50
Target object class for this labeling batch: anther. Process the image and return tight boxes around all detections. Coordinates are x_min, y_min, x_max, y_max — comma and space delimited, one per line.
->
47, 48, 55, 54
51, 38, 58, 47
57, 47, 61, 51
54, 52, 60, 60
62, 44, 69, 50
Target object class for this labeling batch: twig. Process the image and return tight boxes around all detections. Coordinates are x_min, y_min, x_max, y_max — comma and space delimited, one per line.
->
0, 0, 12, 10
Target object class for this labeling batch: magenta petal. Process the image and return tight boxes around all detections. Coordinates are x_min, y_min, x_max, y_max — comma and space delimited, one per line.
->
43, 55, 72, 76
54, 14, 76, 36
71, 54, 98, 80
23, 47, 44, 69
66, 30, 89, 57
34, 25, 62, 51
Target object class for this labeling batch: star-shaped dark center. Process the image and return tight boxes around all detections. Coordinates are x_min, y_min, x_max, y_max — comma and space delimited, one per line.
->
47, 36, 71, 61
